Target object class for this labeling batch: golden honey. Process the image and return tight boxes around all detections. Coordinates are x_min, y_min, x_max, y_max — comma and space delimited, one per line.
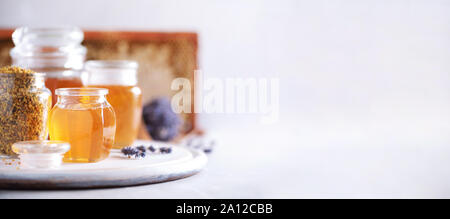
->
88, 85, 142, 148
45, 77, 83, 106
49, 89, 116, 163
84, 60, 142, 149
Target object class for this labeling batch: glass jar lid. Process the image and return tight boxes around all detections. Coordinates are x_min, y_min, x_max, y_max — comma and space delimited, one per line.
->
10, 27, 87, 70
12, 27, 84, 48
12, 140, 70, 155
12, 141, 70, 169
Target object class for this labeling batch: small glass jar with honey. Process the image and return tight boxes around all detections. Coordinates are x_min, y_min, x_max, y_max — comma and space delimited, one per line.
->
10, 27, 86, 106
49, 88, 116, 163
84, 60, 143, 149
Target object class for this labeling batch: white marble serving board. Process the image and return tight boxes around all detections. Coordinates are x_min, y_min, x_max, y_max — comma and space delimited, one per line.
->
0, 141, 208, 189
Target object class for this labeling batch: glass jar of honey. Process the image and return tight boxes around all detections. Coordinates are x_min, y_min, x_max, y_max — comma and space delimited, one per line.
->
84, 61, 142, 149
49, 88, 116, 163
10, 27, 86, 106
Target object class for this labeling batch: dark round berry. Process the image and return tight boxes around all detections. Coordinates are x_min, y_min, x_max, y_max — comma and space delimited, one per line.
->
143, 98, 182, 141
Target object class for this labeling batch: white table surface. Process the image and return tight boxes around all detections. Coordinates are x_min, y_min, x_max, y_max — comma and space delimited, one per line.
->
1, 109, 450, 199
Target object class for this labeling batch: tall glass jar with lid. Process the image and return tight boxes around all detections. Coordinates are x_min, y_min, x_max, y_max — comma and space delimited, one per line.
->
10, 27, 86, 106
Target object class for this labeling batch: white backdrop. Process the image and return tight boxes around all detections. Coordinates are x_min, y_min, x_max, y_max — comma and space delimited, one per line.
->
1, 0, 450, 197
0, 0, 449, 130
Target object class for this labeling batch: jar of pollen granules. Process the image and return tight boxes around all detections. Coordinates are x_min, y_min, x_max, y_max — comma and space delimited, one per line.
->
10, 27, 86, 106
0, 66, 52, 158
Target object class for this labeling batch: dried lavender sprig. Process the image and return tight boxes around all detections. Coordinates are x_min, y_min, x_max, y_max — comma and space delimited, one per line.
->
121, 147, 139, 157
159, 147, 172, 154
183, 136, 216, 154
136, 145, 147, 152
148, 145, 156, 152
121, 145, 173, 159
121, 146, 147, 159
136, 151, 146, 158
